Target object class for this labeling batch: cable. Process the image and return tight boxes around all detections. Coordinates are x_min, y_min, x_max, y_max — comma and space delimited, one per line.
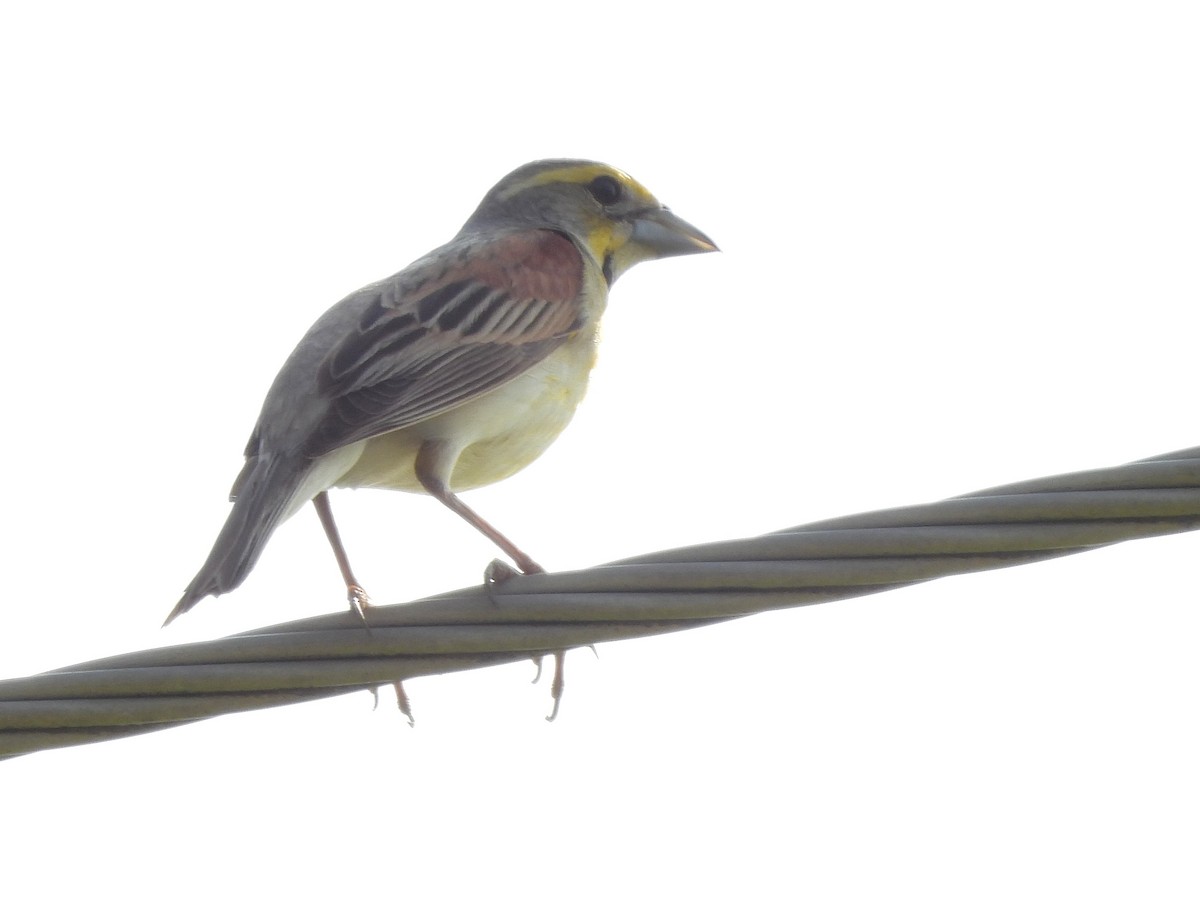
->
2, 446, 1197, 759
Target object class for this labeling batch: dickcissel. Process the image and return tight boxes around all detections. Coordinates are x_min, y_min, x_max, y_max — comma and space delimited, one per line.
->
165, 159, 716, 712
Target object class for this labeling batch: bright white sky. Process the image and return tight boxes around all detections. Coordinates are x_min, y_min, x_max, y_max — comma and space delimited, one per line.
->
2, 2, 1198, 896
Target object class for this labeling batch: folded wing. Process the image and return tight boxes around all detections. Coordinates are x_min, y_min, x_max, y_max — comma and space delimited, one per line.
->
305, 228, 587, 458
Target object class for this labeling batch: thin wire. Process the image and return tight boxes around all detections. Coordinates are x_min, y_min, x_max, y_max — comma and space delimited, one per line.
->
2, 446, 1198, 760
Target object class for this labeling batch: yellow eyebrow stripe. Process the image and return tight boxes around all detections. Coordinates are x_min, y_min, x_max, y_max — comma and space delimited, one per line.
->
498, 162, 657, 205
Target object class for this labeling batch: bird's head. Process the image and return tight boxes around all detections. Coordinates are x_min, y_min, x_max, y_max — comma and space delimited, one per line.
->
461, 159, 718, 284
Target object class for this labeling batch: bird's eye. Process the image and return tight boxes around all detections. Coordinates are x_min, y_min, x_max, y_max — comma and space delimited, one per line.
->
588, 175, 623, 206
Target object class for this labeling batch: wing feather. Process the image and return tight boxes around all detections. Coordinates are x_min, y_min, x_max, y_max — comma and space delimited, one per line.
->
304, 229, 586, 458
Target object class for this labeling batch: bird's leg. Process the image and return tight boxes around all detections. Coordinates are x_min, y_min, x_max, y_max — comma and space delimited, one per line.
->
311, 491, 371, 624
413, 442, 544, 575
415, 442, 567, 718
313, 493, 415, 710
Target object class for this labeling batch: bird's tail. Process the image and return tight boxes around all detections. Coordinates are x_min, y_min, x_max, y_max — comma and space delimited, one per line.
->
164, 452, 312, 626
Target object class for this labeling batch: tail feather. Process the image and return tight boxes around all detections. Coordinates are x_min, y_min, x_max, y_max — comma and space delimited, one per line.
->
164, 453, 313, 625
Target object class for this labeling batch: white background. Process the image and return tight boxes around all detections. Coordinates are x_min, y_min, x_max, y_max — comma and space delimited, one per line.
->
2, 2, 1198, 896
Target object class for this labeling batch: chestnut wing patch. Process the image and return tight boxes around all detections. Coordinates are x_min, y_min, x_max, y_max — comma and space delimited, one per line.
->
305, 229, 585, 458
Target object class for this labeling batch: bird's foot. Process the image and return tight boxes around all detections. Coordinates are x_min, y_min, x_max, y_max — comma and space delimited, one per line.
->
484, 558, 521, 587
481, 559, 562, 718
368, 681, 415, 727
348, 583, 372, 630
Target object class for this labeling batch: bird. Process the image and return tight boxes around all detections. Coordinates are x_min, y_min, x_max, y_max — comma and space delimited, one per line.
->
165, 159, 717, 714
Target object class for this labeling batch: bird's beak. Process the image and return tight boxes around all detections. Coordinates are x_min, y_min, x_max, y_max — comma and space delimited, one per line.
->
630, 206, 719, 259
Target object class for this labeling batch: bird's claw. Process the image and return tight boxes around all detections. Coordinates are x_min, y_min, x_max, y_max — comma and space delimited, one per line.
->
393, 680, 415, 727
368, 681, 415, 726
348, 584, 372, 630
545, 650, 566, 722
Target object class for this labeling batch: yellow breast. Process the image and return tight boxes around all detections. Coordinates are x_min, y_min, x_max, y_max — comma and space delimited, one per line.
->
334, 325, 599, 494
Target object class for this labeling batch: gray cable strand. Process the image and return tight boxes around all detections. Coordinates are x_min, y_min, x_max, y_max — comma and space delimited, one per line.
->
2, 446, 1197, 759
